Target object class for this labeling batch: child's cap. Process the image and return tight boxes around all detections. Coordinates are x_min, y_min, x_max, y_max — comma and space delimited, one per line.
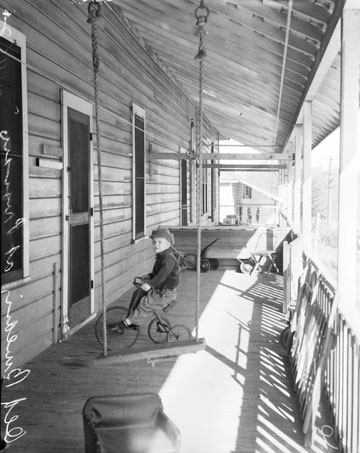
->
150, 227, 175, 245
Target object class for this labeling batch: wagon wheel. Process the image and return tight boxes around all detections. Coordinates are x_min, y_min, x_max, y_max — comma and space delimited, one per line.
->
239, 260, 254, 274
209, 258, 219, 270
200, 258, 210, 273
183, 253, 197, 270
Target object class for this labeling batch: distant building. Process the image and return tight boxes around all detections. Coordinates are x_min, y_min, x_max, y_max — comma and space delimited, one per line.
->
220, 173, 279, 226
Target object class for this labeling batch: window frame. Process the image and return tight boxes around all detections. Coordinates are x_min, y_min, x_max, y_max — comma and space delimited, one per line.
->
1, 22, 30, 288
131, 103, 146, 242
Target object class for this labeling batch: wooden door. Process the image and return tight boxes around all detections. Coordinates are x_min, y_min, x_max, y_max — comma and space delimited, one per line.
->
66, 107, 93, 328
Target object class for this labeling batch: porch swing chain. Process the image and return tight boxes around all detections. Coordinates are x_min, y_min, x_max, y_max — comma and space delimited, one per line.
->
87, 0, 208, 352
88, 1, 108, 356
194, 0, 209, 341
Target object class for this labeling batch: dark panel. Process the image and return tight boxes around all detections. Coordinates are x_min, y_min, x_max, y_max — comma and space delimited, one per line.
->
0, 37, 23, 282
135, 115, 144, 176
135, 178, 144, 237
70, 223, 90, 306
68, 108, 89, 214
181, 159, 187, 226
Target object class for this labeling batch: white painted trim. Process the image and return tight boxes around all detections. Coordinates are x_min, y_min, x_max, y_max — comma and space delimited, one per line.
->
306, 22, 340, 101
344, 0, 360, 8
70, 312, 97, 336
132, 103, 145, 119
0, 22, 30, 280
293, 125, 302, 233
337, 8, 360, 316
179, 154, 182, 225
36, 158, 63, 170
302, 101, 312, 254
131, 103, 146, 241
61, 91, 95, 321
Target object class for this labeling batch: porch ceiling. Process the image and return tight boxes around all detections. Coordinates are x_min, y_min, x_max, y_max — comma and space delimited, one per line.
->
108, 0, 345, 152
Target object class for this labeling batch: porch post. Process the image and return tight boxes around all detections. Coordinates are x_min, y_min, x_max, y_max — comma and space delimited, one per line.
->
337, 3, 360, 313
216, 132, 220, 225
278, 167, 284, 225
284, 141, 293, 226
302, 101, 312, 254
293, 125, 303, 234
286, 158, 293, 226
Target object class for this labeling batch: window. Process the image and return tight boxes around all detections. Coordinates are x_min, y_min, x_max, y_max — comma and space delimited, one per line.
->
210, 141, 216, 220
189, 119, 195, 223
243, 185, 252, 199
1, 25, 29, 286
131, 104, 146, 241
202, 169, 208, 214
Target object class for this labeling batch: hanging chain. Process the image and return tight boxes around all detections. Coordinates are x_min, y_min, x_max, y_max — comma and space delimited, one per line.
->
194, 0, 209, 341
87, 1, 107, 356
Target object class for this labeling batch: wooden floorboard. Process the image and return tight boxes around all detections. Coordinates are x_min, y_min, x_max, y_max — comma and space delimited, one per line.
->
1, 269, 338, 452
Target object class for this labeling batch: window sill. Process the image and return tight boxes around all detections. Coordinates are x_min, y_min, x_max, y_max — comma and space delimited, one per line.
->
131, 235, 148, 244
1, 275, 31, 291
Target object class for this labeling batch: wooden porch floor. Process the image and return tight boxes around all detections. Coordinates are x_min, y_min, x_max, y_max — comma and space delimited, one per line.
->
1, 269, 338, 453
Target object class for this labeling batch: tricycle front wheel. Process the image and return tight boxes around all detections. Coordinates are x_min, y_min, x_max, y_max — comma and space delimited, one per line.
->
95, 306, 139, 350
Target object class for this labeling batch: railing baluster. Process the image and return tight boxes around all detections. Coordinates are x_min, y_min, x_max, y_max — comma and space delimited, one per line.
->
287, 256, 359, 451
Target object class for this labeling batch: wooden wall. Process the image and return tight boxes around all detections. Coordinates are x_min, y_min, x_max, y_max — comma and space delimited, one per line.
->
0, 0, 218, 370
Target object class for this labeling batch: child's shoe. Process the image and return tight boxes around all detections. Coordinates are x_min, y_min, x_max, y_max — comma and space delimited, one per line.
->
118, 320, 139, 331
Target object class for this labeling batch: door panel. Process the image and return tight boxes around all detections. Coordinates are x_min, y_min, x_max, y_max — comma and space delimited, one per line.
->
70, 223, 90, 309
67, 107, 91, 327
69, 109, 89, 213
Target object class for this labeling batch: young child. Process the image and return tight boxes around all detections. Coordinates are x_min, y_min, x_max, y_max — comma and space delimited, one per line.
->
120, 227, 181, 330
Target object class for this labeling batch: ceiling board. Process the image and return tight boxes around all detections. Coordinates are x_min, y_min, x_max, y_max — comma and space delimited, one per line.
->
107, 0, 345, 152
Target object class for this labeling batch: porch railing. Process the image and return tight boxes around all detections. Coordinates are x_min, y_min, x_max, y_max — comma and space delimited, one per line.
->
283, 248, 359, 452
328, 307, 359, 453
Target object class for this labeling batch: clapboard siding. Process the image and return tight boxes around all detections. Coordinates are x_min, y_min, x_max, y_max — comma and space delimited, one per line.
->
94, 194, 131, 210
0, 0, 218, 370
3, 311, 54, 370
29, 254, 62, 283
28, 92, 60, 123
29, 177, 61, 198
28, 110, 60, 141
29, 235, 62, 262
1, 275, 53, 318
28, 72, 61, 105
29, 216, 61, 240
29, 197, 62, 220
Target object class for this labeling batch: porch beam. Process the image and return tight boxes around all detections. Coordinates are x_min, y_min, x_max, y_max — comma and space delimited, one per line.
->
305, 22, 340, 101
337, 4, 360, 313
202, 164, 286, 169
217, 169, 281, 173
284, 0, 346, 147
202, 153, 293, 161
149, 152, 293, 161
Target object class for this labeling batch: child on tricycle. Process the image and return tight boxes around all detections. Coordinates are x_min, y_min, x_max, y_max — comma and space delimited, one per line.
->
120, 227, 181, 331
